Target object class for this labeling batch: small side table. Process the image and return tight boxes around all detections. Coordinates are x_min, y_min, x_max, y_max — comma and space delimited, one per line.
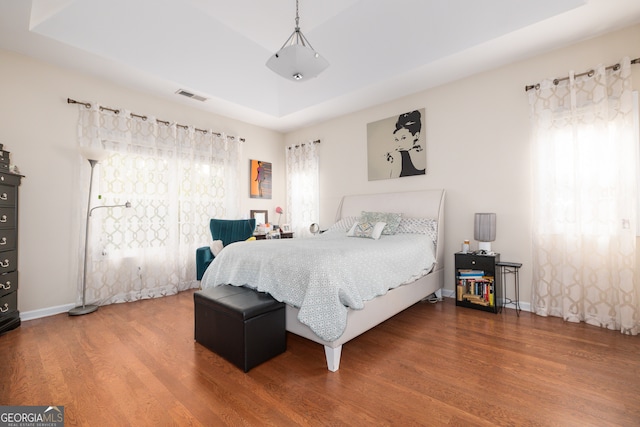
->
253, 231, 294, 240
496, 261, 522, 316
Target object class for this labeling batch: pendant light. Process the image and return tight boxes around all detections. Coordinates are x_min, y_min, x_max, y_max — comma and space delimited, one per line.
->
266, 0, 329, 82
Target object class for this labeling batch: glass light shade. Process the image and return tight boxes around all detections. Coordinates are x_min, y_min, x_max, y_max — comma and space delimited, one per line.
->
266, 44, 329, 82
80, 146, 110, 162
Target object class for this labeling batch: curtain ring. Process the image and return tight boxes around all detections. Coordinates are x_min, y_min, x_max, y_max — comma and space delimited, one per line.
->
587, 70, 595, 77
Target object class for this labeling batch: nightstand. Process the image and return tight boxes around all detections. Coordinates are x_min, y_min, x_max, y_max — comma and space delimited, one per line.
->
455, 252, 502, 313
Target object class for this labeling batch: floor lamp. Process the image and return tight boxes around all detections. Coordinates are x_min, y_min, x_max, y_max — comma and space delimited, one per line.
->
69, 154, 131, 316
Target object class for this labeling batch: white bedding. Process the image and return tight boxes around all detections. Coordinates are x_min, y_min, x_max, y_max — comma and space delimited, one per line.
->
200, 228, 436, 342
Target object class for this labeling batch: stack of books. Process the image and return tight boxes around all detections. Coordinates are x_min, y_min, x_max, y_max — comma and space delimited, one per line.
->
456, 269, 494, 306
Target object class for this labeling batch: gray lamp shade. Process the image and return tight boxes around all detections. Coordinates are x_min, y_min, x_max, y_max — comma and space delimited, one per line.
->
474, 213, 496, 242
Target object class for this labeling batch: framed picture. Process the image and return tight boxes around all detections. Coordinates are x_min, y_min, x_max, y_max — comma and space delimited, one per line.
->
249, 159, 272, 199
281, 224, 291, 233
366, 109, 426, 181
250, 209, 268, 225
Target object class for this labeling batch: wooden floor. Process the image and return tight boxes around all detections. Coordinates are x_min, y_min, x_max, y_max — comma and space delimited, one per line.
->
1, 290, 638, 427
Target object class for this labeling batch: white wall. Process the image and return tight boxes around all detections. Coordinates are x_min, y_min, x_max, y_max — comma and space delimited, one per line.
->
0, 49, 285, 314
285, 24, 640, 308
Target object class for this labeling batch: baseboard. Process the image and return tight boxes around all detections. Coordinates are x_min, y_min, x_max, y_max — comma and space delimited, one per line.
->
21, 303, 76, 321
19, 290, 531, 322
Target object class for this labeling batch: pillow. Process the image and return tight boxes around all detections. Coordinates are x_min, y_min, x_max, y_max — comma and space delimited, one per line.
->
347, 221, 386, 240
327, 216, 358, 232
209, 240, 224, 257
396, 217, 438, 244
246, 236, 256, 241
360, 211, 402, 235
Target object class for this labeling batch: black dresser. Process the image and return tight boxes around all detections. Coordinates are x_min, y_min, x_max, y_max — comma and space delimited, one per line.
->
0, 171, 23, 334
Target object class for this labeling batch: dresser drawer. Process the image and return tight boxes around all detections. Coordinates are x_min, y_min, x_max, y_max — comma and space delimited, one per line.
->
0, 207, 16, 229
0, 172, 21, 187
0, 290, 17, 316
0, 250, 17, 274
0, 271, 17, 298
0, 183, 16, 207
455, 253, 497, 271
0, 229, 16, 251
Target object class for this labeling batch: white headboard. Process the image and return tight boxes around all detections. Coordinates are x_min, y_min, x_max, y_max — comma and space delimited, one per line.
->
334, 189, 446, 271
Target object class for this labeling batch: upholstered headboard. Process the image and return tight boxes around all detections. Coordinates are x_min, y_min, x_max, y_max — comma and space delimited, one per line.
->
334, 189, 446, 271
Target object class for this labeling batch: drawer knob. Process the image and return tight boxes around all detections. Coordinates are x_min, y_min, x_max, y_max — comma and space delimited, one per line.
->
0, 303, 7, 313
0, 193, 7, 201
1, 281, 10, 290
0, 237, 7, 245
0, 259, 9, 268
0, 215, 6, 223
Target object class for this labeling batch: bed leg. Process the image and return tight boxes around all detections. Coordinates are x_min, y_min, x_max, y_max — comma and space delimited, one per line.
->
324, 345, 342, 372
435, 288, 443, 299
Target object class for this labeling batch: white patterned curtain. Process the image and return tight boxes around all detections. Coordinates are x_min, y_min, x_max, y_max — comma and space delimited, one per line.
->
76, 104, 241, 305
285, 141, 319, 236
528, 57, 639, 335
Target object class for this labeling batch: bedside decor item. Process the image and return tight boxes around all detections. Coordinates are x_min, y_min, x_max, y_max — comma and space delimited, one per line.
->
250, 210, 268, 228
309, 222, 320, 235
367, 109, 426, 181
474, 213, 496, 254
250, 159, 272, 199
266, 0, 329, 82
70, 151, 132, 316
275, 206, 283, 227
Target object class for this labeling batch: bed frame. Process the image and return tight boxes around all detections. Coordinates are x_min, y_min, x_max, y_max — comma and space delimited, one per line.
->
285, 189, 446, 371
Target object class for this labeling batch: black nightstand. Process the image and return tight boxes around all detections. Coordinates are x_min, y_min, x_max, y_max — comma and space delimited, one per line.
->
455, 252, 502, 313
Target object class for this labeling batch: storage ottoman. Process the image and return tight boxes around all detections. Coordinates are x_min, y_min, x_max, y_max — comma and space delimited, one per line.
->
194, 285, 286, 372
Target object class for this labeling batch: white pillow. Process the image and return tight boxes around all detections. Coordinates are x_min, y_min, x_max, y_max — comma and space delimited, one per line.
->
347, 221, 386, 240
209, 240, 224, 257
327, 216, 358, 232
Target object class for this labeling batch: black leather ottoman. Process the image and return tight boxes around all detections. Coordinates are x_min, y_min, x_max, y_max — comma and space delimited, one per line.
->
194, 285, 286, 372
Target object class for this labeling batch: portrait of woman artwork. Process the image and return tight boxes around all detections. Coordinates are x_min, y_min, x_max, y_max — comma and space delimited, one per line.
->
366, 109, 426, 180
250, 159, 272, 199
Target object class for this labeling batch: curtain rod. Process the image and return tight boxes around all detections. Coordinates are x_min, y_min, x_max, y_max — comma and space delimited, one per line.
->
67, 98, 245, 142
524, 57, 640, 92
288, 139, 321, 150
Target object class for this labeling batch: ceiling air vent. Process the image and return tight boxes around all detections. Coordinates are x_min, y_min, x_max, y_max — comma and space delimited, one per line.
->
175, 89, 207, 102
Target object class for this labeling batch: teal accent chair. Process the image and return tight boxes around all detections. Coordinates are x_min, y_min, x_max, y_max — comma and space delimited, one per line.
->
196, 218, 256, 280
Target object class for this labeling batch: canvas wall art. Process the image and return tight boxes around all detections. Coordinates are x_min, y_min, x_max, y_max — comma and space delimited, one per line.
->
367, 109, 426, 181
250, 159, 272, 199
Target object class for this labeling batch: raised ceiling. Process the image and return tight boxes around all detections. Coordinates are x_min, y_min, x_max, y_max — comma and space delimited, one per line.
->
1, 0, 640, 132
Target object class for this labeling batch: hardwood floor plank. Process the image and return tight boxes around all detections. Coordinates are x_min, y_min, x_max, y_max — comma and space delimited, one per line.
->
1, 291, 638, 426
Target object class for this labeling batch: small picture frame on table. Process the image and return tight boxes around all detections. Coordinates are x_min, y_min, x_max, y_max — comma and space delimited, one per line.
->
250, 210, 268, 225
281, 224, 291, 233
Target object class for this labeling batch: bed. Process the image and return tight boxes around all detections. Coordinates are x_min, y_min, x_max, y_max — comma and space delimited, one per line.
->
201, 189, 445, 371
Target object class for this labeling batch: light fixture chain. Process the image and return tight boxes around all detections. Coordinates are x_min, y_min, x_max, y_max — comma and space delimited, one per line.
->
295, 0, 300, 30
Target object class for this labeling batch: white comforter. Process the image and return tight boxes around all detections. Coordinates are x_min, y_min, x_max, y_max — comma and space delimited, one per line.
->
201, 229, 436, 342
